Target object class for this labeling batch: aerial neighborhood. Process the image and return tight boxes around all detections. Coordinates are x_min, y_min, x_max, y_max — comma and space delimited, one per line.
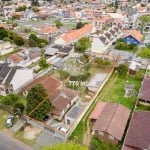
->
0, 0, 150, 150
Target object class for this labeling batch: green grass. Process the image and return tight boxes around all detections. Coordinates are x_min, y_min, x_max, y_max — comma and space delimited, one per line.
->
69, 121, 85, 143
136, 104, 150, 111
0, 109, 10, 130
14, 129, 36, 146
91, 136, 120, 150
103, 75, 142, 109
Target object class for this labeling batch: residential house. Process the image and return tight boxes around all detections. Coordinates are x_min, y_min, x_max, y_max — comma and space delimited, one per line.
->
23, 76, 78, 120
0, 63, 34, 96
90, 25, 122, 54
89, 102, 130, 144
124, 30, 143, 45
138, 75, 150, 104
122, 111, 150, 150
54, 24, 96, 46
51, 88, 78, 120
87, 73, 107, 93
0, 41, 14, 55
7, 48, 41, 67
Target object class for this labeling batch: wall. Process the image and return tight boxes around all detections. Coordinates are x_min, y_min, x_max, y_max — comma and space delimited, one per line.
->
95, 130, 118, 144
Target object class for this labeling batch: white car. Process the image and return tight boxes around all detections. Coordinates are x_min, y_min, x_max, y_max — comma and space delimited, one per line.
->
6, 116, 14, 128
57, 126, 68, 133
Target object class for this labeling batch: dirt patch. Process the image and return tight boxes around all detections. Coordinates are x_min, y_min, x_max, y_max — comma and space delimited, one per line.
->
24, 126, 41, 140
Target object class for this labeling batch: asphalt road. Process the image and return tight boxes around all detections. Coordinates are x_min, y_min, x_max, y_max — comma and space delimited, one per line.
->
0, 132, 34, 150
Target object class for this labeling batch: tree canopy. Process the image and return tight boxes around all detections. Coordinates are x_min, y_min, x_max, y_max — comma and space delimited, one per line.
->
26, 84, 51, 121
55, 20, 63, 28
29, 34, 48, 47
76, 22, 88, 29
117, 64, 128, 78
42, 142, 88, 150
74, 37, 91, 53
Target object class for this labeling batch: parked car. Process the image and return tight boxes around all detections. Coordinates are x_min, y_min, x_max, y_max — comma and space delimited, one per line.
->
6, 116, 14, 128
57, 126, 68, 133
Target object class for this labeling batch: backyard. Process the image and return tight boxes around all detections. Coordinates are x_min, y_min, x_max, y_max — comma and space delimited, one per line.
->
69, 71, 144, 149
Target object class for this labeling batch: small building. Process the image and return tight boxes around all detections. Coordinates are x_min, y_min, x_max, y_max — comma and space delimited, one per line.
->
124, 30, 143, 45
89, 102, 130, 144
65, 105, 83, 125
128, 60, 141, 75
87, 73, 107, 93
124, 83, 135, 97
123, 111, 150, 150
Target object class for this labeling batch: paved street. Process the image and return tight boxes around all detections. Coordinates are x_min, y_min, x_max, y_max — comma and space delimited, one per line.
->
0, 132, 34, 150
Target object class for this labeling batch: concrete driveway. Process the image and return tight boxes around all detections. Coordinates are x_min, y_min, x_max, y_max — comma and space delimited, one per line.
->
34, 131, 64, 150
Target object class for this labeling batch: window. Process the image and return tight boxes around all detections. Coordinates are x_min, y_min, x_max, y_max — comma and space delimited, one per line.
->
99, 131, 104, 136
108, 135, 114, 140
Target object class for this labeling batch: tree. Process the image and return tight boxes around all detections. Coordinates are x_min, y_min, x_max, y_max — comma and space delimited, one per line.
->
76, 22, 88, 29
138, 15, 150, 33
13, 35, 24, 46
117, 64, 128, 78
26, 84, 51, 121
39, 57, 49, 69
2, 94, 19, 106
13, 102, 25, 115
0, 27, 8, 40
55, 20, 63, 28
42, 142, 88, 150
74, 37, 91, 53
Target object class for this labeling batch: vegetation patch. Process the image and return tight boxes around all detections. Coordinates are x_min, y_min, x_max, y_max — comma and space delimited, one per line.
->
138, 47, 150, 58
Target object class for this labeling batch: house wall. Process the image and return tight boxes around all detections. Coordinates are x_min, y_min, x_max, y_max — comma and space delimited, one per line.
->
0, 84, 6, 96
124, 35, 140, 45
55, 38, 66, 45
91, 37, 105, 53
0, 42, 14, 55
10, 69, 34, 93
94, 130, 118, 144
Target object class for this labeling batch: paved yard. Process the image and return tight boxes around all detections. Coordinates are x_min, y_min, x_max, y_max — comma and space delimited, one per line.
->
34, 131, 64, 150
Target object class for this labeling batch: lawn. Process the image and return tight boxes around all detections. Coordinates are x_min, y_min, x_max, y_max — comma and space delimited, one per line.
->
0, 109, 10, 130
102, 75, 142, 109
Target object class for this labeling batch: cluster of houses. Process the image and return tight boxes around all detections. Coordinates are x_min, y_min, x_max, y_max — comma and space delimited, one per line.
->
0, 0, 150, 148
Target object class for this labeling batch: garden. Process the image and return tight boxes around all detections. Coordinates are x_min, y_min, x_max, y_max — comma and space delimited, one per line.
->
115, 38, 137, 52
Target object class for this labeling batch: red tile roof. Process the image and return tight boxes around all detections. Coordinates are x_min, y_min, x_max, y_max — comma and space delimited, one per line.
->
127, 30, 143, 42
124, 111, 150, 150
23, 76, 61, 96
61, 24, 93, 44
91, 102, 130, 140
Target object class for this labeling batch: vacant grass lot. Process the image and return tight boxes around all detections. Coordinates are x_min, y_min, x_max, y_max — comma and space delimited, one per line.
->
103, 75, 142, 109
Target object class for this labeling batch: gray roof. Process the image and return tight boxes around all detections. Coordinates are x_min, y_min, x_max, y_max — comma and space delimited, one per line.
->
0, 63, 23, 84
5, 66, 22, 84
53, 60, 64, 69
0, 63, 10, 83
66, 105, 83, 119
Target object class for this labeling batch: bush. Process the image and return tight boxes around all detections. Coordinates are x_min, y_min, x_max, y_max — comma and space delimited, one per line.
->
70, 72, 90, 81
58, 70, 70, 80
138, 47, 150, 58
